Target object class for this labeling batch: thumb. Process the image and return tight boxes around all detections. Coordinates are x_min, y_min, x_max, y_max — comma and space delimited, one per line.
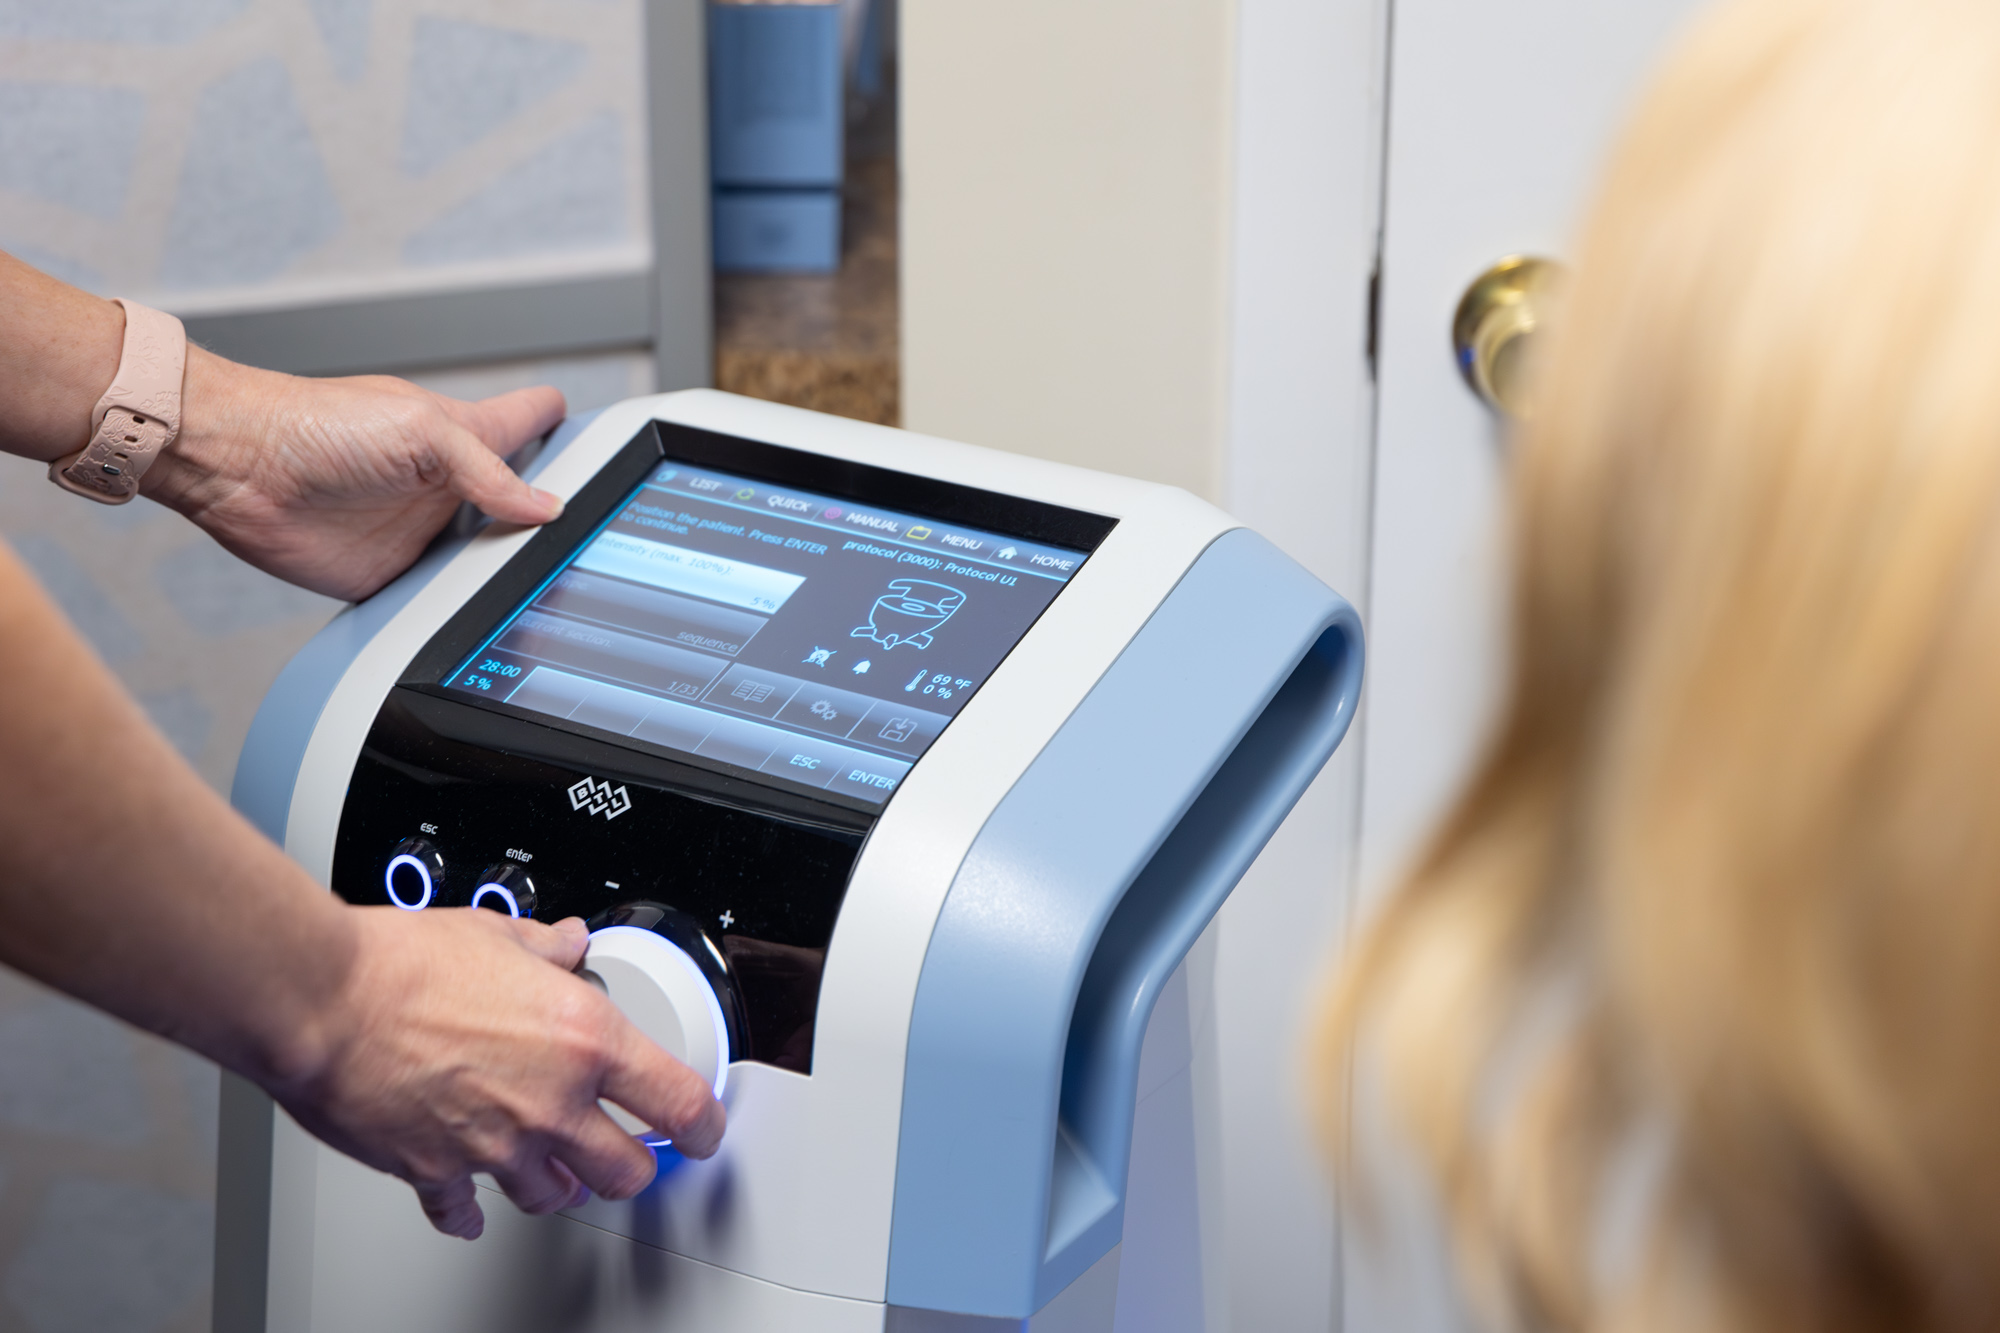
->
439, 421, 564, 525
512, 916, 590, 971
444, 384, 568, 459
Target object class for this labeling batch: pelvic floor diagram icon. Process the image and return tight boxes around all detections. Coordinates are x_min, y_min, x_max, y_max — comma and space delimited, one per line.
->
852, 579, 967, 650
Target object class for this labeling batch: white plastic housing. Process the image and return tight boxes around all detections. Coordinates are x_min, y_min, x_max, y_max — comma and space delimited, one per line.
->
266, 390, 1238, 1315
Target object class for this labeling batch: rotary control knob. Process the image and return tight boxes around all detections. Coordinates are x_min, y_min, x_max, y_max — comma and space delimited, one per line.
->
581, 902, 744, 1141
384, 837, 444, 911
470, 863, 537, 919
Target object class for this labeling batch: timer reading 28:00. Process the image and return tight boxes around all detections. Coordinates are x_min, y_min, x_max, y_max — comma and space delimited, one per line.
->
460, 659, 524, 692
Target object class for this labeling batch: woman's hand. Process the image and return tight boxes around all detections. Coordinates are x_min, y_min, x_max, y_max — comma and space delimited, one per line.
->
0, 540, 725, 1242
272, 908, 727, 1240
143, 347, 568, 602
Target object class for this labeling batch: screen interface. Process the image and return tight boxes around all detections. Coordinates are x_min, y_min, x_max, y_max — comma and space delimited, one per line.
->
443, 458, 1097, 807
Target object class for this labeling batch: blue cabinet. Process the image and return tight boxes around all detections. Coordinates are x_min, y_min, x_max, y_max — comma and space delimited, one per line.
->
713, 189, 841, 271
711, 2, 843, 271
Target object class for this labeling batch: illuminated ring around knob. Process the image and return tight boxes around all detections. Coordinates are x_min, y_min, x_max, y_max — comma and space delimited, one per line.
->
583, 925, 731, 1140
469, 882, 521, 917
384, 854, 434, 911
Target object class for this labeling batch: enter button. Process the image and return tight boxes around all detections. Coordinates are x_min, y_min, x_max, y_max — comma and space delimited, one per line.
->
825, 755, 914, 801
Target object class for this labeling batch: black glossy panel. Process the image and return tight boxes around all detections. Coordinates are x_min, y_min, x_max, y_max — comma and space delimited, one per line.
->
333, 691, 862, 1073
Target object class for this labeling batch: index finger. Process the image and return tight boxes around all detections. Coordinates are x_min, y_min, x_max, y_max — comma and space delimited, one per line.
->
506, 914, 589, 971
411, 1175, 485, 1240
599, 1026, 728, 1160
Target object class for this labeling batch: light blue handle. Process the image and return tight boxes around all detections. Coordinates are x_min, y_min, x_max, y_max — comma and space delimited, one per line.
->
886, 528, 1365, 1319
1055, 610, 1360, 1232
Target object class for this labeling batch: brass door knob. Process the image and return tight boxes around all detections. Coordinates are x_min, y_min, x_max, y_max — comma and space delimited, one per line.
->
1452, 256, 1563, 418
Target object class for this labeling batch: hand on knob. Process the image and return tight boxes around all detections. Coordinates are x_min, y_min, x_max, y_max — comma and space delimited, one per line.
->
266, 907, 727, 1240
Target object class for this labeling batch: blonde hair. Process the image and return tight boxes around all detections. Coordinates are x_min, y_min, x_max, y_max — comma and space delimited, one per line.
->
1319, 1, 2000, 1330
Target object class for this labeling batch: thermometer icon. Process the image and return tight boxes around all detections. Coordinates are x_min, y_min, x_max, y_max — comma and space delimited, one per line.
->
904, 669, 926, 692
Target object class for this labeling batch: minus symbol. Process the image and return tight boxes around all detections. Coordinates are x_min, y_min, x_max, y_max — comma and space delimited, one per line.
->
605, 880, 620, 889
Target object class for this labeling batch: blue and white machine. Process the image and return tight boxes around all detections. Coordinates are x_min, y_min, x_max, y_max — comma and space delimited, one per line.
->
217, 391, 1363, 1332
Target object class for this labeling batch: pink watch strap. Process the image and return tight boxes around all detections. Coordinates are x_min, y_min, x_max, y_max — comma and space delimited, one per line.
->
49, 298, 187, 505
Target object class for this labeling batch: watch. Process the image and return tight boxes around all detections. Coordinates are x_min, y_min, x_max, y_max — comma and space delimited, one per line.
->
48, 298, 187, 505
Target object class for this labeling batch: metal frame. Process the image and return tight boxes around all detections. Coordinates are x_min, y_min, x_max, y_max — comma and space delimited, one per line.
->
647, 0, 714, 391
181, 0, 711, 386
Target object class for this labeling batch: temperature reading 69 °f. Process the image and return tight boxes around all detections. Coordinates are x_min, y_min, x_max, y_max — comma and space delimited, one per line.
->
902, 671, 974, 701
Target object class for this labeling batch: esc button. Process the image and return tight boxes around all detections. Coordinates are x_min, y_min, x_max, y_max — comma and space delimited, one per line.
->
385, 837, 444, 911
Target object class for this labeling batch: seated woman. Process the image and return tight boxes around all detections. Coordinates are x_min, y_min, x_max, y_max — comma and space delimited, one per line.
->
1321, 0, 2000, 1328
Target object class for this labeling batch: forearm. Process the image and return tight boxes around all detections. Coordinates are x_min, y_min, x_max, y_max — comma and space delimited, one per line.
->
0, 538, 355, 1083
0, 252, 124, 462
0, 248, 564, 602
0, 251, 289, 497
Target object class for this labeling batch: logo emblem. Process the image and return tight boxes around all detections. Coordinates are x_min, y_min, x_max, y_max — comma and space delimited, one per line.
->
568, 776, 632, 821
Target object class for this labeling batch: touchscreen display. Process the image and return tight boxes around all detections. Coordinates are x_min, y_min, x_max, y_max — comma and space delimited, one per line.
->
443, 457, 1097, 806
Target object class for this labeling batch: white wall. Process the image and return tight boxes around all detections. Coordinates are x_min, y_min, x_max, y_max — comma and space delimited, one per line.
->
900, 0, 1236, 499
900, 4, 1389, 1327
1216, 1, 1387, 1329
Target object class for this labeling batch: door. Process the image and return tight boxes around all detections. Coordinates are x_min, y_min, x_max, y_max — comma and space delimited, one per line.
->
1351, 2, 1708, 1330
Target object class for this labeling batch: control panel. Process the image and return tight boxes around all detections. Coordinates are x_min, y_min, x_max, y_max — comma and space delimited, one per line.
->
332, 689, 864, 1074
330, 420, 1117, 1084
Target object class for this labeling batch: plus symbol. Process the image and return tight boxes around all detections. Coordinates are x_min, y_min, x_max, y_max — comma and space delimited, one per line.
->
718, 910, 735, 929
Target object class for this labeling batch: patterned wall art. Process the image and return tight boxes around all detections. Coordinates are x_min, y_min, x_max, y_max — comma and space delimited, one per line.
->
0, 4, 652, 1329
0, 0, 649, 306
